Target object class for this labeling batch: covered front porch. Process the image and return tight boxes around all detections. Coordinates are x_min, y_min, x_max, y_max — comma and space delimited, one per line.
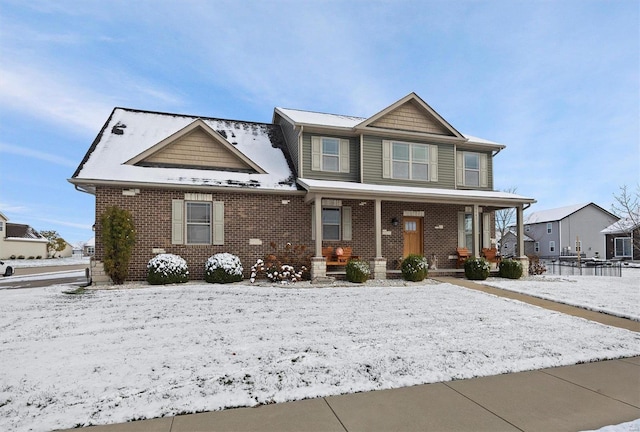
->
298, 178, 536, 280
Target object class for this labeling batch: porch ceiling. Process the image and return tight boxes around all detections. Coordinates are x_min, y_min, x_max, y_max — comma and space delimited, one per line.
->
297, 178, 536, 208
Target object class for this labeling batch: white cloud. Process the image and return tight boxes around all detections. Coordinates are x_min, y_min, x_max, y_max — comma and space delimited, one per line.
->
0, 142, 77, 168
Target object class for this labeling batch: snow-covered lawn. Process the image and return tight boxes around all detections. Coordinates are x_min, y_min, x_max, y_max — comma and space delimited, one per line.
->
1, 256, 90, 268
480, 267, 640, 321
1, 280, 639, 432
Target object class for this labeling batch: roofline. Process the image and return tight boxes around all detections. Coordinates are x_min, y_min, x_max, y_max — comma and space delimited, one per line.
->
526, 202, 619, 223
68, 178, 305, 196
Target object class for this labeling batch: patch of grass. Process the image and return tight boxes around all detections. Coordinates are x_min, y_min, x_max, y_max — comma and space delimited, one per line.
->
62, 287, 91, 295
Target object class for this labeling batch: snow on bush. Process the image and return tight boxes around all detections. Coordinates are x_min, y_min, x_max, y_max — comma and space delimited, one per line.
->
250, 258, 305, 284
146, 254, 189, 285
499, 258, 523, 279
401, 254, 429, 281
346, 259, 371, 283
205, 253, 244, 284
464, 257, 490, 280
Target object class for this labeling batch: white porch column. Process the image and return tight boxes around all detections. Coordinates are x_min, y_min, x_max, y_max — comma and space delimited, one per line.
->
314, 195, 323, 258
371, 198, 387, 279
472, 204, 481, 257
375, 198, 382, 258
515, 204, 529, 277
311, 195, 326, 279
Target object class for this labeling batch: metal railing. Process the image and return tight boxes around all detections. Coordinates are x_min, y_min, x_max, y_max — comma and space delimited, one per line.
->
543, 260, 622, 277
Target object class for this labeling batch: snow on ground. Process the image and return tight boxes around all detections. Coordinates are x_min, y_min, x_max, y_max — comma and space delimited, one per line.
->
1, 256, 90, 268
1, 280, 639, 432
480, 267, 640, 321
583, 418, 640, 432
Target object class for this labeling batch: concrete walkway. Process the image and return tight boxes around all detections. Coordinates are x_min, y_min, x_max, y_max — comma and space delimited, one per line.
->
60, 277, 640, 432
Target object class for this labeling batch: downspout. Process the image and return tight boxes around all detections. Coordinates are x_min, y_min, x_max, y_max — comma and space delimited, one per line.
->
297, 125, 304, 178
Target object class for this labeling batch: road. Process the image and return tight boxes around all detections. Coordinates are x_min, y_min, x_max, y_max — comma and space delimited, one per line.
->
0, 264, 91, 289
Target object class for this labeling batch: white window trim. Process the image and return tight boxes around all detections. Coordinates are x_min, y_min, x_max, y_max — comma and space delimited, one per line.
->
311, 204, 352, 241
549, 240, 556, 253
547, 223, 552, 234
534, 242, 540, 253
456, 151, 488, 188
172, 198, 224, 245
383, 140, 438, 182
311, 136, 350, 173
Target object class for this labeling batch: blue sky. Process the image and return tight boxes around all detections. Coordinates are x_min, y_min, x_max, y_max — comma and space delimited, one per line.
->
0, 0, 638, 245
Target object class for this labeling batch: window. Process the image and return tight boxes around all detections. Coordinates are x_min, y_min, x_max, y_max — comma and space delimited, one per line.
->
391, 142, 429, 180
311, 204, 352, 241
456, 151, 487, 187
0, 221, 3, 232
383, 140, 437, 181
547, 223, 552, 234
464, 153, 480, 186
525, 225, 530, 232
549, 241, 555, 253
458, 212, 474, 251
534, 242, 540, 253
172, 198, 224, 245
322, 208, 341, 240
186, 202, 211, 244
615, 237, 632, 257
311, 137, 349, 172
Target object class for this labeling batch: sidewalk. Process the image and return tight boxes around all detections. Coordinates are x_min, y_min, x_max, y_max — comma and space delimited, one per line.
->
61, 278, 640, 432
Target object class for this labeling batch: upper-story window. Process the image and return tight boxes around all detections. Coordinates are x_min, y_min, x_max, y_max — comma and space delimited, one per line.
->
457, 151, 488, 188
311, 136, 350, 173
383, 140, 438, 182
547, 223, 552, 234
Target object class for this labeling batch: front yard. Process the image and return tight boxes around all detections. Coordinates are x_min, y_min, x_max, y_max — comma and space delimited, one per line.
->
1, 274, 638, 431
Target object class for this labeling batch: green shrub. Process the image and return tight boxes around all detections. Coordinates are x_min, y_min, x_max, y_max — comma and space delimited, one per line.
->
36, 255, 42, 259
205, 253, 243, 283
464, 257, 490, 280
17, 255, 25, 259
101, 206, 136, 285
28, 256, 35, 260
10, 255, 16, 259
147, 254, 189, 285
401, 254, 428, 282
346, 259, 370, 283
499, 259, 523, 279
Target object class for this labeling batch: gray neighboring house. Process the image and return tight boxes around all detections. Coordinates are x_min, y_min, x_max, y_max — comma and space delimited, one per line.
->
521, 203, 618, 260
500, 229, 534, 258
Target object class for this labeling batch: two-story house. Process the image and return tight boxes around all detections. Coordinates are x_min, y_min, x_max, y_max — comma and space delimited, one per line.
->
521, 203, 618, 260
70, 93, 535, 282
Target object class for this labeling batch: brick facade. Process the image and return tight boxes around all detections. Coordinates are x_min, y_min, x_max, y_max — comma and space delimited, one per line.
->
95, 187, 492, 281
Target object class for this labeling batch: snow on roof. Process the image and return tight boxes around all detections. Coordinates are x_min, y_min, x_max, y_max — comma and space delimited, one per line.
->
72, 108, 296, 191
601, 216, 640, 234
275, 107, 502, 147
298, 178, 535, 204
524, 203, 592, 224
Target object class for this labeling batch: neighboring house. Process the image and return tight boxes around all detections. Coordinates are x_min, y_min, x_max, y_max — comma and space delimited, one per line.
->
54, 241, 74, 258
0, 212, 48, 259
521, 203, 618, 260
69, 93, 535, 282
601, 217, 640, 261
500, 229, 534, 258
83, 237, 95, 257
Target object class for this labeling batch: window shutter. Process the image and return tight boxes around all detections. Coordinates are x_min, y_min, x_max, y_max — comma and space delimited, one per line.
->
171, 199, 184, 244
342, 206, 352, 241
483, 213, 491, 249
311, 136, 321, 171
480, 153, 488, 187
456, 152, 464, 186
311, 204, 316, 241
457, 212, 465, 247
212, 201, 224, 245
429, 145, 438, 182
340, 139, 350, 173
382, 140, 391, 178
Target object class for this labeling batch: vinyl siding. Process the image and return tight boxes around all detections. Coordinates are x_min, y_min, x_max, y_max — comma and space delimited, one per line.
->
276, 116, 300, 177
302, 133, 359, 182
362, 135, 455, 188
370, 100, 452, 135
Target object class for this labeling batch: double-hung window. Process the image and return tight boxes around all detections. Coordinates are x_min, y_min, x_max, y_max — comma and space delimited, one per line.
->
322, 208, 341, 240
457, 151, 488, 187
311, 137, 350, 173
549, 241, 556, 253
547, 223, 552, 234
186, 202, 211, 244
311, 201, 352, 241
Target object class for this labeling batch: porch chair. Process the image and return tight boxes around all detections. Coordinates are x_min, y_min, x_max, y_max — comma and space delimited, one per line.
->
456, 247, 470, 268
482, 247, 500, 265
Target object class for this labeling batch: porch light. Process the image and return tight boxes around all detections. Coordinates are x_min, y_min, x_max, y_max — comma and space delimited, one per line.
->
391, 217, 399, 226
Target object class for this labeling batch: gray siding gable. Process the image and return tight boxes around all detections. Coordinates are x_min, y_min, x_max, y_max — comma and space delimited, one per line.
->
301, 133, 360, 182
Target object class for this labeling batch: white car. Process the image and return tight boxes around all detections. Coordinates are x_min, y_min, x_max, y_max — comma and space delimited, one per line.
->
0, 261, 13, 277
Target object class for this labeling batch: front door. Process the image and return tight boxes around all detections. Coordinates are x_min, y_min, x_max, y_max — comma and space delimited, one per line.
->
403, 216, 423, 257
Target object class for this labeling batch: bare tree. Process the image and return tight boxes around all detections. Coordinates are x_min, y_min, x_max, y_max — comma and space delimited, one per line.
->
495, 187, 518, 243
610, 184, 640, 256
